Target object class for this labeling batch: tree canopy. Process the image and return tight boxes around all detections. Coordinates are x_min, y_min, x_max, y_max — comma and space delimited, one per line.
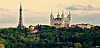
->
0, 26, 100, 48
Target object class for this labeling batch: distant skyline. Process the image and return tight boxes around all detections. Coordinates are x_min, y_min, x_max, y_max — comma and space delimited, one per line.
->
0, 0, 100, 28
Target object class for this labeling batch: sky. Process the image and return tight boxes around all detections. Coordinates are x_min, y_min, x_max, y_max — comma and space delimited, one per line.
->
0, 0, 100, 28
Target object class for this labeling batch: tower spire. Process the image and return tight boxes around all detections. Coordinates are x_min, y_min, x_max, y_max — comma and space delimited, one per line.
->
17, 2, 25, 28
51, 10, 52, 15
50, 10, 53, 20
57, 10, 60, 18
69, 10, 70, 15
62, 10, 64, 15
58, 10, 59, 15
68, 10, 71, 21
61, 10, 64, 19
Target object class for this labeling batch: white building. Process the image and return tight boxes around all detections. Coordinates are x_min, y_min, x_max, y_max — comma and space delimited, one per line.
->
29, 25, 38, 34
50, 10, 71, 28
76, 23, 91, 29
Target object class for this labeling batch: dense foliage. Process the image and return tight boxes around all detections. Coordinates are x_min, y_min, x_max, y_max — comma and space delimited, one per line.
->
0, 26, 100, 48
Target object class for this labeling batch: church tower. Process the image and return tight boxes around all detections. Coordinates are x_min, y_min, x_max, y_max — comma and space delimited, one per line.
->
68, 11, 71, 21
50, 10, 54, 26
57, 10, 60, 18
50, 10, 54, 20
67, 10, 71, 27
17, 3, 25, 28
61, 10, 64, 20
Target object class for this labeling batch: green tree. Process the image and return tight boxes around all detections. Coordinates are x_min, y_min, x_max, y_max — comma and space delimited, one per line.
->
74, 43, 82, 48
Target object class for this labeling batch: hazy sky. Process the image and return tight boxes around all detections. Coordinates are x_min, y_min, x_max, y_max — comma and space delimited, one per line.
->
0, 0, 100, 28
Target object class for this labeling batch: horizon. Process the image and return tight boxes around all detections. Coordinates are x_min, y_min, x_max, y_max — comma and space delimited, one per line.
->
0, 0, 100, 28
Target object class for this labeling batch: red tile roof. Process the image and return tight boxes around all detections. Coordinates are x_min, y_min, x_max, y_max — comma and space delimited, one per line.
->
32, 26, 36, 27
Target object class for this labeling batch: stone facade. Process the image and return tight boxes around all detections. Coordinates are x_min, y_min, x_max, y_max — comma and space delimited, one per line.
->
50, 10, 71, 28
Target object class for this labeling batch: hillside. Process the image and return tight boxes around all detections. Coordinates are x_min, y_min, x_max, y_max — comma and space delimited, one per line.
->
0, 26, 100, 48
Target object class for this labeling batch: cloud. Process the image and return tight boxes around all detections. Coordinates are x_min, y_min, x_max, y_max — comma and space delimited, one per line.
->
71, 12, 100, 25
0, 23, 17, 28
23, 9, 34, 11
0, 7, 10, 11
0, 12, 17, 23
56, 4, 63, 8
23, 11, 49, 24
65, 4, 100, 11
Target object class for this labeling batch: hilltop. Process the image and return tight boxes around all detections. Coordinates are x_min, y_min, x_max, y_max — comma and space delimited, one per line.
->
0, 26, 100, 48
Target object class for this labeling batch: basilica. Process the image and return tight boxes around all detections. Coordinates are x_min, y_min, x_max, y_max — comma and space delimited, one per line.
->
50, 10, 71, 28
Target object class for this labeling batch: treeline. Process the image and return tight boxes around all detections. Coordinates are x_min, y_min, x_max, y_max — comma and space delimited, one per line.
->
0, 26, 100, 48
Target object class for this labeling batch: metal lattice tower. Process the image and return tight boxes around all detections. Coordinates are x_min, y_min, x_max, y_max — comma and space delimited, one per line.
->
17, 3, 23, 28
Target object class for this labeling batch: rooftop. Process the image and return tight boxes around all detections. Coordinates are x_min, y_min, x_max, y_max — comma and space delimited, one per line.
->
54, 18, 62, 20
